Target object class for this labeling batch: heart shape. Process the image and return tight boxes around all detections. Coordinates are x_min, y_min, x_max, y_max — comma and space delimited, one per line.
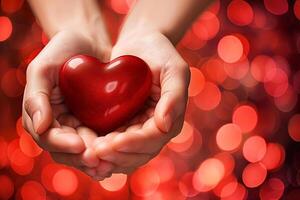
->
59, 55, 152, 135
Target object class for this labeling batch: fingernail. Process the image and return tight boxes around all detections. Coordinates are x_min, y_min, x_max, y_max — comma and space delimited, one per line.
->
33, 111, 41, 133
163, 114, 172, 133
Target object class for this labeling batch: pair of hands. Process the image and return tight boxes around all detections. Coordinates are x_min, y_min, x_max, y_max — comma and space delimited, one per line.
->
22, 29, 190, 180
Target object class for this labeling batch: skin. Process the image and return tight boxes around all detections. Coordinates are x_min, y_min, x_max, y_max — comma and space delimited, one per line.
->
23, 0, 213, 180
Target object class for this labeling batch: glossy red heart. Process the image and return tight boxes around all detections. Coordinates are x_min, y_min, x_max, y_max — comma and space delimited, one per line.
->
59, 55, 152, 135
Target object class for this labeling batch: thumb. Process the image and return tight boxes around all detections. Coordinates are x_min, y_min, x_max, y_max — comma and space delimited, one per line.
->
24, 61, 54, 134
154, 58, 190, 133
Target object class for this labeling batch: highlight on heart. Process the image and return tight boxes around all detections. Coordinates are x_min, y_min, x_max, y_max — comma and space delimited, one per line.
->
1, 0, 300, 200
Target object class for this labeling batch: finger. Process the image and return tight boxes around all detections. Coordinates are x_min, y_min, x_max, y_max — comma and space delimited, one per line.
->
23, 70, 53, 135
50, 152, 85, 167
154, 57, 190, 133
77, 127, 100, 167
112, 118, 169, 154
95, 144, 152, 168
96, 160, 115, 178
37, 127, 85, 153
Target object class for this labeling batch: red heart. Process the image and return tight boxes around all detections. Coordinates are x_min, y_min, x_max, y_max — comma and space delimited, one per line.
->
59, 55, 152, 135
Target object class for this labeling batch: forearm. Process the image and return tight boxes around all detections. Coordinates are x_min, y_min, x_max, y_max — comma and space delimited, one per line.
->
119, 0, 214, 44
28, 0, 110, 46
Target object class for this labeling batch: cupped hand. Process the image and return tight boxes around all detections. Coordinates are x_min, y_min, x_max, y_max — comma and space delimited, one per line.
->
92, 31, 190, 176
22, 30, 113, 179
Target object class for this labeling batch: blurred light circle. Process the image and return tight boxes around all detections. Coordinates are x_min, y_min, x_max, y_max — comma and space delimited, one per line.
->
0, 137, 8, 169
0, 175, 14, 199
21, 181, 46, 200
227, 0, 254, 26
0, 16, 12, 42
181, 30, 207, 50
1, 0, 24, 14
234, 33, 250, 58
288, 114, 300, 142
264, 68, 289, 98
193, 158, 225, 192
130, 166, 160, 197
1, 68, 24, 97
232, 104, 258, 133
218, 35, 243, 63
214, 175, 238, 198
208, 0, 220, 14
250, 55, 277, 82
7, 138, 19, 159
274, 86, 298, 112
99, 173, 127, 192
295, 0, 300, 20
214, 152, 235, 177
10, 148, 34, 175
52, 169, 78, 196
264, 0, 288, 15
201, 58, 227, 84
168, 121, 194, 153
221, 183, 247, 200
19, 131, 42, 157
242, 163, 267, 188
223, 58, 249, 80
148, 155, 175, 182
243, 136, 267, 163
41, 163, 61, 192
216, 123, 242, 151
259, 178, 284, 200
179, 172, 199, 197
193, 11, 220, 41
261, 143, 285, 170
194, 82, 221, 111
188, 67, 205, 97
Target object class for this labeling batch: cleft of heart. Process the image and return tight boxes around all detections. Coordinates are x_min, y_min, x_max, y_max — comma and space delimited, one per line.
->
59, 55, 153, 135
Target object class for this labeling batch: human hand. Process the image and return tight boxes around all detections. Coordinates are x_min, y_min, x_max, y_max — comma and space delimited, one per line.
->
92, 30, 190, 176
22, 29, 113, 178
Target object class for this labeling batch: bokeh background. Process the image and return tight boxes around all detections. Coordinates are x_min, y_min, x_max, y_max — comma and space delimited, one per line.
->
0, 0, 300, 199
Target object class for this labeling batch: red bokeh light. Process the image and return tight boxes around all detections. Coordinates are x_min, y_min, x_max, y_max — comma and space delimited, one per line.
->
19, 130, 42, 157
222, 183, 247, 200
130, 166, 160, 197
188, 67, 205, 97
259, 178, 285, 200
214, 175, 238, 198
148, 155, 175, 182
10, 148, 34, 175
264, 68, 289, 97
264, 0, 289, 15
193, 158, 225, 192
224, 58, 249, 80
201, 58, 227, 84
99, 173, 127, 192
250, 55, 277, 82
193, 11, 220, 41
0, 16, 12, 42
21, 181, 46, 200
194, 82, 221, 111
243, 136, 267, 163
227, 0, 254, 26
216, 123, 242, 152
295, 0, 300, 20
0, 175, 14, 200
1, 68, 24, 97
214, 152, 235, 177
0, 137, 8, 169
218, 35, 243, 63
261, 143, 285, 170
178, 172, 199, 197
1, 0, 24, 14
168, 121, 194, 153
242, 162, 267, 188
41, 163, 61, 192
52, 168, 78, 196
288, 114, 300, 141
232, 104, 258, 133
